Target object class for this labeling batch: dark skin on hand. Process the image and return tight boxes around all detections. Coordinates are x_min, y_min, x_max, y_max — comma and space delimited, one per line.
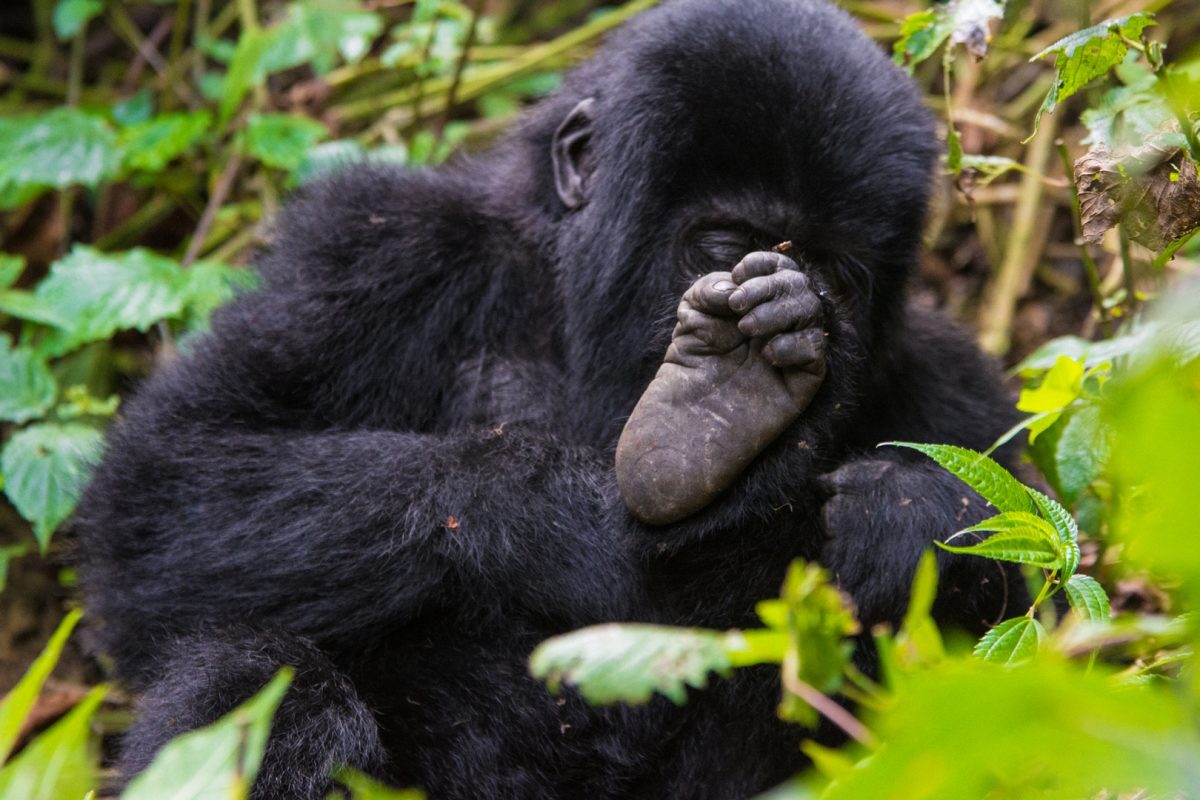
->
616, 244, 828, 525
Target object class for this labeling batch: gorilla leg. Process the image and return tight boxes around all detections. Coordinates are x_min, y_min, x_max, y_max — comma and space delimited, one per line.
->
118, 626, 386, 799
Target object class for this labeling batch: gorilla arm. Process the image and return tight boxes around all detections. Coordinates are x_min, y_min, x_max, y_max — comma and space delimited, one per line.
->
615, 251, 827, 525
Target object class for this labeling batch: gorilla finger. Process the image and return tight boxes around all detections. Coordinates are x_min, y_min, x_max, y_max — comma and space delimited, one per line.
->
728, 270, 814, 315
762, 328, 826, 368
737, 294, 823, 339
682, 271, 738, 315
731, 251, 798, 284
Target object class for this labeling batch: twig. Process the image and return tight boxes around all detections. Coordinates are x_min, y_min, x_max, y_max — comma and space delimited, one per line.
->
436, 0, 486, 144
780, 651, 877, 748
182, 153, 244, 269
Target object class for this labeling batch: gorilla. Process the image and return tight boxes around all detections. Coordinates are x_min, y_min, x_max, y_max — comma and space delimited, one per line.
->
75, 0, 1026, 797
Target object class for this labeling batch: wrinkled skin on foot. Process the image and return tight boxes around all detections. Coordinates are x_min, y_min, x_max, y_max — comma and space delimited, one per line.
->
616, 251, 827, 525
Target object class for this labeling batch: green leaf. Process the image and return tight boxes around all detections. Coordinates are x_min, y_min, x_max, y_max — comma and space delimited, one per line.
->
261, 0, 384, 76
938, 515, 1063, 569
1, 423, 104, 551
0, 289, 73, 329
333, 767, 425, 800
530, 623, 731, 705
895, 551, 945, 667
0, 609, 81, 762
220, 28, 272, 125
0, 109, 122, 208
112, 89, 155, 126
119, 112, 212, 173
240, 113, 328, 171
892, 10, 949, 71
1064, 574, 1111, 622
1028, 488, 1080, 577
1030, 13, 1157, 138
0, 336, 56, 424
122, 669, 293, 800
0, 254, 24, 288
1054, 405, 1110, 504
974, 616, 1045, 665
0, 686, 104, 798
778, 560, 858, 709
892, 0, 1004, 70
181, 261, 258, 333
1016, 355, 1085, 443
52, 0, 103, 39
32, 246, 188, 358
885, 442, 1036, 515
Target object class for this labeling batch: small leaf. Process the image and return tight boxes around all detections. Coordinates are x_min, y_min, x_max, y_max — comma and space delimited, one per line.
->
1064, 574, 1111, 623
0, 609, 81, 762
52, 0, 103, 40
530, 623, 731, 705
1055, 406, 1110, 504
0, 336, 57, 424
112, 89, 155, 126
885, 442, 1036, 515
1029, 13, 1157, 138
0, 686, 105, 798
333, 767, 425, 800
119, 112, 212, 173
240, 113, 328, 171
220, 28, 272, 125
974, 616, 1045, 665
0, 109, 122, 208
1, 423, 105, 551
122, 669, 293, 800
892, 0, 1004, 70
1017, 355, 1085, 415
1028, 488, 1081, 577
32, 246, 188, 358
938, 525, 1063, 569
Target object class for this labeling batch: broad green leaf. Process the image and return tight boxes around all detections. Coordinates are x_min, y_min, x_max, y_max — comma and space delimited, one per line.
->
122, 669, 293, 800
1054, 405, 1110, 504
0, 109, 122, 208
1028, 488, 1080, 577
1030, 14, 1156, 138
261, 1, 384, 76
32, 246, 187, 358
0, 336, 56, 424
530, 623, 731, 705
0, 685, 104, 798
0, 543, 28, 592
939, 526, 1062, 569
892, 10, 949, 71
1016, 355, 1084, 442
1064, 574, 1111, 622
333, 767, 425, 800
885, 443, 1036, 515
1, 423, 105, 550
822, 658, 1198, 797
974, 617, 1045, 664
52, 0, 103, 39
0, 288, 73, 329
0, 609, 81, 762
892, 0, 1004, 70
120, 112, 212, 173
0, 254, 23, 288
240, 114, 328, 171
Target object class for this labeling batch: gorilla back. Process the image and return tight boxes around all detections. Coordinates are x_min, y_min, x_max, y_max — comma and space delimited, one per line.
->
76, 0, 1024, 797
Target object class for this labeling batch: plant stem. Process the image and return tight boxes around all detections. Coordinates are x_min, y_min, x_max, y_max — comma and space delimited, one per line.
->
781, 651, 877, 748
437, 0, 486, 144
183, 153, 244, 269
1118, 223, 1138, 315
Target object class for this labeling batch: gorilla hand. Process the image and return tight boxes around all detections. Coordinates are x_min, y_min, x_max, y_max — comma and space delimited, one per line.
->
615, 251, 826, 526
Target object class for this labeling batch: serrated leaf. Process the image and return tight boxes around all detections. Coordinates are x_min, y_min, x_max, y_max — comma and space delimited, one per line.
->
0, 336, 56, 424
122, 669, 292, 800
939, 524, 1063, 569
52, 0, 103, 39
0, 288, 73, 329
0, 685, 104, 798
0, 609, 81, 762
1, 423, 104, 550
886, 442, 1036, 515
1055, 406, 1110, 504
1028, 488, 1080, 576
974, 616, 1045, 664
119, 112, 212, 173
0, 109, 122, 208
32, 246, 187, 358
1030, 14, 1157, 138
1064, 574, 1111, 622
530, 623, 731, 705
240, 113, 328, 171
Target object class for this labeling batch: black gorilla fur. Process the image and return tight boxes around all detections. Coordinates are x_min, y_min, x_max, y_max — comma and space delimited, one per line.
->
76, 0, 1026, 797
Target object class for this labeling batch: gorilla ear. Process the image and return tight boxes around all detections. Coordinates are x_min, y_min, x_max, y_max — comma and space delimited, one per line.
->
552, 98, 596, 209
